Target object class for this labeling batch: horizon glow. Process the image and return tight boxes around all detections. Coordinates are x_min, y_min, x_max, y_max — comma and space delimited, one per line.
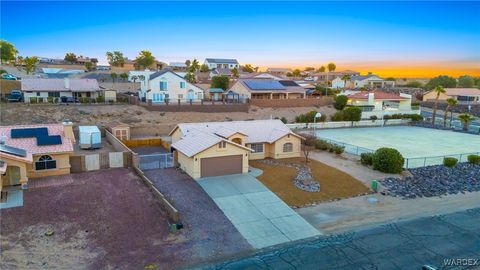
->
1, 1, 479, 78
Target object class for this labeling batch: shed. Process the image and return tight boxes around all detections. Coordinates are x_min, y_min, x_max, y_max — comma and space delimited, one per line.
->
79, 126, 101, 149
104, 89, 117, 102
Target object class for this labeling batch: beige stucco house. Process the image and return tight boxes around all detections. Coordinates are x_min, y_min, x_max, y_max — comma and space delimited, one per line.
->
0, 122, 75, 192
229, 79, 307, 100
169, 120, 303, 179
423, 88, 480, 104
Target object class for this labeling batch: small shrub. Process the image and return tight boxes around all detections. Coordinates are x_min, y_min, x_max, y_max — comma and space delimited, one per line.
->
80, 97, 89, 103
360, 152, 374, 166
331, 111, 344, 122
108, 99, 114, 104
409, 114, 423, 121
315, 139, 330, 150
372, 148, 404, 173
29, 97, 37, 103
295, 111, 326, 123
370, 115, 378, 121
328, 147, 334, 153
96, 95, 105, 103
443, 157, 458, 167
383, 115, 392, 120
333, 145, 345, 155
343, 107, 362, 122
467, 154, 480, 164
280, 117, 288, 124
47, 96, 54, 103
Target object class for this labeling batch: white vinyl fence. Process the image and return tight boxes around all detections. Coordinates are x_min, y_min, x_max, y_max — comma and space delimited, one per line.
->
287, 119, 411, 130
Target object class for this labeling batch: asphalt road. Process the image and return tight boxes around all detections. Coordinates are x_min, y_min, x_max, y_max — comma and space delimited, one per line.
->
197, 208, 480, 270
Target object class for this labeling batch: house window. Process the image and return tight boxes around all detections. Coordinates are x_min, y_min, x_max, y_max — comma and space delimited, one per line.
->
36, 92, 41, 96
218, 141, 227, 148
35, 155, 57, 170
115, 129, 128, 140
48, 92, 60, 97
283, 143, 293, 153
180, 82, 186, 88
160, 81, 168, 91
250, 143, 263, 153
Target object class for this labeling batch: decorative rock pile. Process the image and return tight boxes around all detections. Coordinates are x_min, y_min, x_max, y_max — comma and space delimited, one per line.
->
257, 160, 320, 192
380, 163, 480, 199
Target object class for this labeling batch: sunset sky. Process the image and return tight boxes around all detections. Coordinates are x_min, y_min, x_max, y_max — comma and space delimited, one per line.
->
2, 1, 479, 78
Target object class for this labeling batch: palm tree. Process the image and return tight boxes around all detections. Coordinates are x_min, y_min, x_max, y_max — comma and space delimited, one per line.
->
458, 113, 474, 131
190, 59, 200, 72
326, 62, 336, 86
431, 85, 446, 125
120, 72, 129, 82
110, 72, 117, 83
443, 98, 458, 128
341, 74, 351, 89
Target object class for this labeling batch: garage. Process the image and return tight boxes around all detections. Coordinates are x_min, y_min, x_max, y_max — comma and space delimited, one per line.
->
201, 155, 243, 178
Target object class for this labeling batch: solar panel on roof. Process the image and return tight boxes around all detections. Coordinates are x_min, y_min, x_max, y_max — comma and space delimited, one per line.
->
243, 80, 286, 90
11, 128, 48, 138
0, 144, 27, 157
37, 135, 62, 146
279, 80, 299, 87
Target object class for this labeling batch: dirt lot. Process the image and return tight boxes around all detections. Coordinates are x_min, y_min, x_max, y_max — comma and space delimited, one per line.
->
0, 103, 336, 135
250, 158, 371, 207
0, 168, 250, 269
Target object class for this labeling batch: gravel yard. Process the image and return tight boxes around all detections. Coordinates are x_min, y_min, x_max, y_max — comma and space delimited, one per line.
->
0, 168, 248, 269
380, 163, 480, 199
144, 168, 253, 266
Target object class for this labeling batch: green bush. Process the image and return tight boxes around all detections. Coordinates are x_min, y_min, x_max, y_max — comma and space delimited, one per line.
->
443, 157, 458, 167
343, 107, 362, 122
29, 97, 37, 103
331, 111, 344, 122
96, 95, 105, 103
314, 139, 331, 150
109, 99, 114, 104
360, 152, 374, 166
280, 117, 287, 124
409, 114, 423, 121
333, 145, 345, 155
80, 97, 89, 103
372, 148, 405, 173
467, 154, 480, 164
370, 115, 378, 120
334, 95, 348, 110
295, 111, 326, 123
47, 96, 54, 103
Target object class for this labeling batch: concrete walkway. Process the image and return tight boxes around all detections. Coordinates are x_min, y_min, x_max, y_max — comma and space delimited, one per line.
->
197, 172, 321, 249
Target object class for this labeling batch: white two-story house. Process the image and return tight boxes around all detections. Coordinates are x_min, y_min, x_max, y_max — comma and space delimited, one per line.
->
204, 58, 239, 70
139, 70, 204, 103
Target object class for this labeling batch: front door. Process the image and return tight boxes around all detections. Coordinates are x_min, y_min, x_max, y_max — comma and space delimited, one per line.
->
5, 166, 21, 186
152, 93, 165, 103
187, 90, 195, 101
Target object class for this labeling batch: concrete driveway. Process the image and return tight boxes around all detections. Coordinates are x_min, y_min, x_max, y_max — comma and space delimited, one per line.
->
197, 172, 321, 249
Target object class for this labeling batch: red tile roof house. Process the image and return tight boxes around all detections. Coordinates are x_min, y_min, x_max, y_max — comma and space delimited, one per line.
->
0, 122, 75, 192
346, 90, 419, 119
21, 78, 101, 103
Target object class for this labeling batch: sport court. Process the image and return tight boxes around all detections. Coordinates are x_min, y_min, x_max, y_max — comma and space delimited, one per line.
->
316, 126, 480, 167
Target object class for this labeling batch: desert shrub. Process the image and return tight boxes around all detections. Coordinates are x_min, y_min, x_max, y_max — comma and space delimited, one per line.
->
295, 111, 326, 123
47, 96, 54, 103
443, 157, 458, 167
372, 148, 405, 173
334, 95, 348, 110
29, 97, 37, 103
315, 139, 331, 150
360, 152, 374, 166
467, 154, 480, 164
109, 100, 114, 104
333, 145, 345, 155
370, 115, 378, 120
80, 97, 89, 103
280, 117, 288, 124
331, 111, 344, 122
343, 107, 362, 122
96, 95, 105, 103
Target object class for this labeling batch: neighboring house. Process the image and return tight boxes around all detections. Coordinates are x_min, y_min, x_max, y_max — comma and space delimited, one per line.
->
346, 91, 419, 119
204, 58, 239, 70
0, 121, 75, 191
229, 79, 307, 100
342, 74, 395, 89
313, 70, 360, 82
139, 70, 204, 103
210, 68, 232, 78
41, 68, 85, 78
266, 68, 292, 76
169, 119, 303, 179
206, 88, 225, 101
22, 78, 101, 102
239, 72, 284, 80
128, 70, 155, 82
423, 88, 480, 104
168, 62, 188, 71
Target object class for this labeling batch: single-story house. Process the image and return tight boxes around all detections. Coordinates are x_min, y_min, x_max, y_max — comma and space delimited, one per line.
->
169, 120, 303, 179
313, 70, 360, 83
204, 58, 239, 70
336, 74, 395, 89
346, 91, 419, 119
21, 78, 102, 102
229, 79, 307, 100
239, 72, 284, 80
0, 121, 75, 191
423, 88, 480, 104
139, 69, 204, 103
210, 68, 233, 78
266, 68, 292, 76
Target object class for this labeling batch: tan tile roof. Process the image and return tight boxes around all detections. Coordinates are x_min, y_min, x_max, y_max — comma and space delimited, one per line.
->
22, 78, 100, 92
444, 88, 480, 96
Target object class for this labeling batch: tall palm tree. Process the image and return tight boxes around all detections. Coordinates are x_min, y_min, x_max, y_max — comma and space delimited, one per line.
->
443, 98, 458, 128
190, 59, 200, 72
341, 74, 351, 89
326, 62, 336, 86
458, 113, 474, 131
431, 85, 446, 125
